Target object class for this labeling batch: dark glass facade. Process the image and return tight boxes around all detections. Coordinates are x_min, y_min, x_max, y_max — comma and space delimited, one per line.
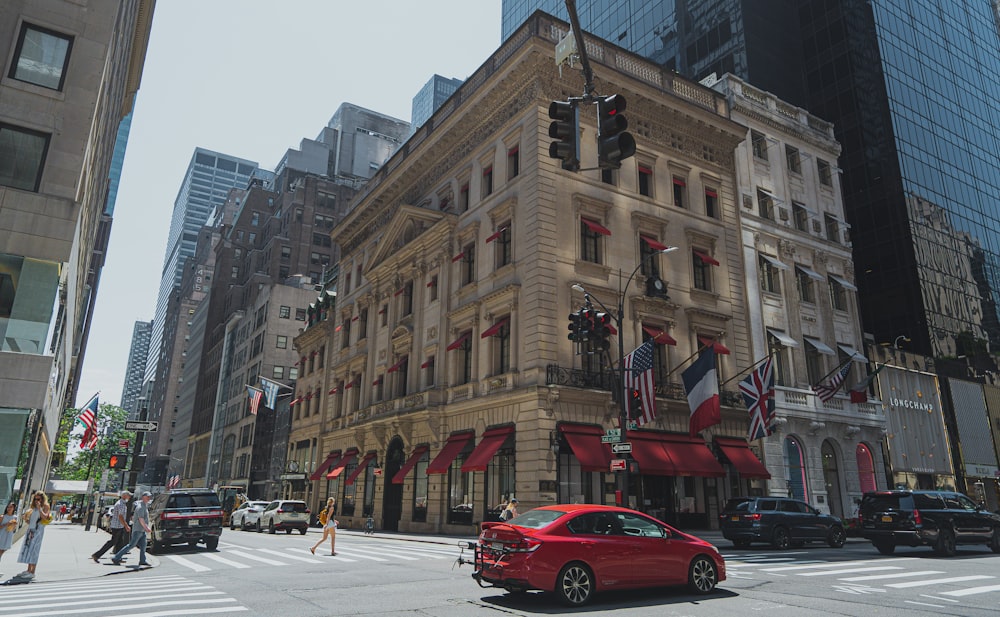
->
502, 0, 1000, 360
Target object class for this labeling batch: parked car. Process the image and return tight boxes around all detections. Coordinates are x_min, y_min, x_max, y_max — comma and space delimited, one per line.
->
719, 497, 846, 549
468, 504, 725, 606
258, 499, 310, 534
147, 489, 223, 552
858, 490, 1000, 556
230, 500, 269, 531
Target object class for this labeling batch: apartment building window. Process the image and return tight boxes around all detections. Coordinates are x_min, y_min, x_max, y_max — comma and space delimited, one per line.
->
411, 452, 429, 522
428, 275, 438, 302
638, 165, 653, 197
318, 346, 325, 369
829, 277, 848, 311
785, 145, 801, 174
639, 236, 662, 278
459, 183, 470, 212
451, 331, 473, 385
0, 253, 59, 353
380, 304, 388, 327
460, 244, 476, 286
837, 347, 855, 389
401, 281, 414, 316
312, 232, 331, 247
759, 254, 783, 294
340, 319, 351, 349
751, 130, 768, 160
483, 317, 511, 375
825, 214, 840, 243
643, 324, 672, 382
358, 308, 368, 339
295, 308, 306, 321
767, 332, 790, 386
507, 146, 519, 180
423, 356, 435, 388
601, 168, 617, 186
251, 212, 260, 226
280, 245, 291, 261
279, 305, 290, 319
692, 250, 714, 291
356, 264, 362, 287
289, 367, 298, 380
490, 223, 512, 268
672, 177, 686, 208
231, 266, 239, 280
9, 23, 73, 90
704, 188, 719, 219
276, 335, 287, 349
344, 272, 351, 294
481, 165, 493, 198
796, 265, 817, 304
817, 159, 833, 186
757, 189, 774, 220
793, 202, 809, 232
580, 218, 609, 264
272, 366, 284, 380
0, 123, 50, 192
805, 341, 825, 385
392, 356, 409, 398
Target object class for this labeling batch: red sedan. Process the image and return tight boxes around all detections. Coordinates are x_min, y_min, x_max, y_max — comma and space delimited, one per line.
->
468, 504, 725, 606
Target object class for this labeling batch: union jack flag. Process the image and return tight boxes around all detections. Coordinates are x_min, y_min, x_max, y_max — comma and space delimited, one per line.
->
623, 340, 657, 427
76, 394, 99, 450
740, 358, 775, 441
246, 385, 263, 415
812, 362, 852, 402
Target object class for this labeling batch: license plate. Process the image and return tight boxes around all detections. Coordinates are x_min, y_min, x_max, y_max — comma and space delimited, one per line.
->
881, 515, 892, 522
188, 519, 200, 526
491, 542, 503, 551
731, 516, 740, 521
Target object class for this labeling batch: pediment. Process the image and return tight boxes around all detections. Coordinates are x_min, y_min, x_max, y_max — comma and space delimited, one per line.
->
367, 204, 453, 271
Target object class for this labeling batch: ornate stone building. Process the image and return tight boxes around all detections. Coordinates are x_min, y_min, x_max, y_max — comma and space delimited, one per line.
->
292, 13, 775, 533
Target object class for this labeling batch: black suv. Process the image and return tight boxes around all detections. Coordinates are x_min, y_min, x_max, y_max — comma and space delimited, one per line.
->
148, 489, 223, 552
720, 496, 846, 549
859, 490, 1000, 556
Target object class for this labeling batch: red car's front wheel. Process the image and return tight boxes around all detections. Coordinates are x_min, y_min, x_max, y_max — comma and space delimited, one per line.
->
688, 556, 718, 594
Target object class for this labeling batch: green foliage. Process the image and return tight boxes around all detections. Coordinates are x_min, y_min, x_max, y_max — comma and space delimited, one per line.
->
51, 403, 134, 482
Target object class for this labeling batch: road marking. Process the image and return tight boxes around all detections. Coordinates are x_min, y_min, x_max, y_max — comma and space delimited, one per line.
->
939, 583, 1000, 597
363, 545, 448, 559
202, 553, 252, 568
5, 597, 242, 617
839, 570, 945, 582
257, 548, 324, 563
800, 566, 903, 577
0, 577, 196, 600
224, 549, 289, 566
762, 559, 914, 572
886, 575, 994, 589
727, 560, 823, 568
165, 554, 212, 572
919, 594, 959, 603
328, 548, 388, 561
115, 607, 249, 617
348, 546, 420, 560
905, 600, 944, 608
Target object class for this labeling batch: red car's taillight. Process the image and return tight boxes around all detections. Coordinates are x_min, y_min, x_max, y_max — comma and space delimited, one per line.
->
912, 508, 922, 526
751, 513, 761, 521
506, 537, 543, 553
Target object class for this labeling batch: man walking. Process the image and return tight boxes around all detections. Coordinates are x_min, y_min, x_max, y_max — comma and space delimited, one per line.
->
91, 490, 131, 563
111, 491, 152, 566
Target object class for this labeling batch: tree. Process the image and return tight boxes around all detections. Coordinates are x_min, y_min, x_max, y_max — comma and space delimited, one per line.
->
51, 403, 134, 483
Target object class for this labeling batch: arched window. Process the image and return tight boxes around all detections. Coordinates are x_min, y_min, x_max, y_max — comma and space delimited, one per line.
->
856, 443, 877, 494
784, 436, 808, 501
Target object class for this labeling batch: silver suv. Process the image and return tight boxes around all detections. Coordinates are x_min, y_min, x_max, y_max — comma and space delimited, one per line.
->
258, 499, 310, 534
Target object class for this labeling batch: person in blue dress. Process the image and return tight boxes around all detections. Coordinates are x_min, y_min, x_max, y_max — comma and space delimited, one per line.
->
0, 502, 17, 575
16, 492, 51, 580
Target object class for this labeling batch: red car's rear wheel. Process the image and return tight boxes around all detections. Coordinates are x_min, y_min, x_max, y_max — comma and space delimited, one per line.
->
555, 562, 594, 606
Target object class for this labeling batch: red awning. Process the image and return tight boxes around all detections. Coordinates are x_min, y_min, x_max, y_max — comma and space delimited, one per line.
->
386, 357, 407, 373
352, 315, 359, 321
343, 382, 354, 390
426, 280, 436, 287
446, 332, 471, 351
334, 325, 342, 332
627, 431, 677, 475
698, 336, 731, 355
309, 451, 341, 481
642, 325, 677, 346
673, 177, 686, 187
372, 377, 383, 386
391, 445, 430, 484
705, 189, 718, 198
345, 452, 377, 486
451, 251, 465, 263
659, 434, 725, 477
394, 288, 404, 297
426, 432, 475, 475
716, 437, 771, 479
641, 236, 669, 251
485, 227, 507, 243
328, 387, 339, 395
420, 358, 433, 369
693, 250, 720, 266
559, 424, 611, 472
326, 448, 358, 479
480, 317, 510, 339
461, 426, 514, 472
581, 218, 612, 236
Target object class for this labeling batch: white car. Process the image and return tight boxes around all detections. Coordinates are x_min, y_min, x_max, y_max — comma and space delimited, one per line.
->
258, 500, 310, 534
230, 500, 269, 531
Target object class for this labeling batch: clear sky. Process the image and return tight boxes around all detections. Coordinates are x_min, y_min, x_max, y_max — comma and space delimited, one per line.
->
76, 0, 504, 408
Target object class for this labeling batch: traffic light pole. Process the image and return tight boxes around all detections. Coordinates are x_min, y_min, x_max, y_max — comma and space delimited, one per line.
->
564, 0, 595, 96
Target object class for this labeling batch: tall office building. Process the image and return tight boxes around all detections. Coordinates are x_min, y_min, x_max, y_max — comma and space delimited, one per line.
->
410, 74, 463, 133
502, 0, 1000, 360
120, 320, 152, 416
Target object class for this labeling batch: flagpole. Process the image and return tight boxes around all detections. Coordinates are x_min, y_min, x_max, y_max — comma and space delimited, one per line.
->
660, 343, 712, 380
719, 351, 777, 388
813, 354, 855, 385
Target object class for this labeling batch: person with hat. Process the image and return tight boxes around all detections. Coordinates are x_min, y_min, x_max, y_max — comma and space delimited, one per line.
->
111, 491, 152, 566
91, 490, 132, 563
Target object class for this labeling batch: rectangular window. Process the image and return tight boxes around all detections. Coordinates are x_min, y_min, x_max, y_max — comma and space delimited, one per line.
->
0, 253, 59, 353
428, 275, 438, 301
459, 333, 473, 385
272, 365, 285, 380
785, 145, 801, 174
251, 212, 260, 226
280, 245, 291, 261
672, 177, 686, 208
751, 130, 768, 160
767, 333, 790, 386
757, 189, 774, 220
601, 168, 617, 186
638, 165, 653, 197
639, 236, 661, 278
692, 251, 712, 291
276, 335, 287, 349
461, 243, 476, 286
759, 255, 781, 294
289, 367, 299, 380
506, 146, 519, 180
295, 308, 306, 321
412, 452, 429, 522
380, 304, 388, 327
805, 344, 823, 385
231, 266, 239, 280
704, 189, 718, 218
278, 305, 290, 319
401, 281, 414, 316
837, 348, 855, 388
344, 272, 351, 294
796, 268, 815, 303
817, 159, 833, 186
424, 355, 436, 388
0, 123, 50, 192
447, 453, 475, 524
580, 219, 603, 264
358, 308, 368, 340
340, 319, 351, 349
830, 278, 848, 311
459, 183, 470, 212
494, 224, 512, 268
481, 166, 493, 198
492, 318, 511, 375
825, 213, 840, 243
793, 202, 809, 232
9, 23, 73, 90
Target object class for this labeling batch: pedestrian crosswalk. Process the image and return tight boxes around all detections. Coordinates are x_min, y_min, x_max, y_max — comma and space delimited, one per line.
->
0, 574, 247, 617
158, 538, 459, 572
721, 551, 1000, 599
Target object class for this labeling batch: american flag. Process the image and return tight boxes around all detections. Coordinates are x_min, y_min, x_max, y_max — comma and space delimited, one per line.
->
740, 357, 775, 440
246, 385, 263, 415
76, 394, 99, 450
812, 362, 852, 402
167, 475, 180, 490
623, 340, 657, 427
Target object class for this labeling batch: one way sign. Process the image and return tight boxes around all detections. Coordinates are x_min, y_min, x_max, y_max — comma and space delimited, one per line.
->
124, 420, 159, 432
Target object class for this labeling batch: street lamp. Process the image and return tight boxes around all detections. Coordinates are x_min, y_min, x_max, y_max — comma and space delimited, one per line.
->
893, 335, 910, 349
571, 246, 677, 509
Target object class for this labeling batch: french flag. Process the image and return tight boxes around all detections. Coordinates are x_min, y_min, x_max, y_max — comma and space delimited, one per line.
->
682, 347, 721, 436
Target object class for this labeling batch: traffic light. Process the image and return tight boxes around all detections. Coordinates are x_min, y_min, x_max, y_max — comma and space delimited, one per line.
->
568, 310, 583, 342
578, 308, 594, 346
592, 312, 612, 352
108, 454, 126, 470
548, 100, 580, 171
596, 94, 636, 169
628, 389, 643, 419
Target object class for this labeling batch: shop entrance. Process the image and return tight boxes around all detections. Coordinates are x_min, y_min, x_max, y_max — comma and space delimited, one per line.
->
381, 437, 405, 531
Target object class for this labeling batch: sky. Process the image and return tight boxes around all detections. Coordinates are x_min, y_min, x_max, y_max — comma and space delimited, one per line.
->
76, 0, 504, 408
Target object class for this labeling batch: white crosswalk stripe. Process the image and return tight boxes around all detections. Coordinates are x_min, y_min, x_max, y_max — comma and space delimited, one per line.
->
224, 549, 289, 566
839, 570, 946, 582
885, 575, 995, 589
0, 575, 247, 617
798, 566, 904, 577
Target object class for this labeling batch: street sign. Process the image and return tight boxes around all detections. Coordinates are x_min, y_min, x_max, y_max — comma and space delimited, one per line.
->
118, 439, 130, 449
601, 428, 621, 443
611, 442, 632, 454
600, 435, 617, 443
610, 459, 627, 472
124, 420, 158, 432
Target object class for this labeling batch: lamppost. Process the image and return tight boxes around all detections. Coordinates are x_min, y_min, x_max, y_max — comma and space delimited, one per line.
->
893, 335, 910, 349
571, 246, 677, 509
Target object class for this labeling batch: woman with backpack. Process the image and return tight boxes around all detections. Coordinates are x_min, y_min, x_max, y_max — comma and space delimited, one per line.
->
310, 498, 337, 556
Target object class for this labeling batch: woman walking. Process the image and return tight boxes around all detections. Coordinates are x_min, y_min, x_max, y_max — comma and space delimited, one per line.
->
16, 492, 50, 580
0, 502, 17, 575
310, 498, 337, 556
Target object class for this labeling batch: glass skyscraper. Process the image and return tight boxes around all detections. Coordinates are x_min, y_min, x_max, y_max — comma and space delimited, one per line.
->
502, 0, 1000, 359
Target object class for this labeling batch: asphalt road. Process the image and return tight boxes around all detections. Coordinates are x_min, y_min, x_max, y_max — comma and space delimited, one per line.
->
6, 528, 1000, 616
